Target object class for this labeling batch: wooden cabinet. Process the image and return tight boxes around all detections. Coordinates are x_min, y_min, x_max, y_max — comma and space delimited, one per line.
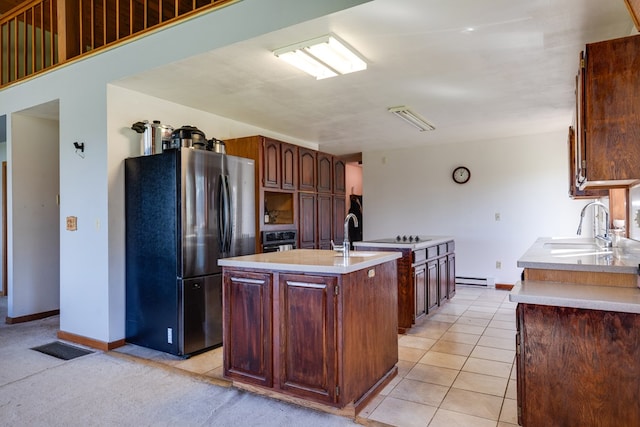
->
413, 263, 427, 320
298, 193, 316, 249
438, 255, 448, 304
447, 252, 456, 298
298, 148, 317, 192
280, 142, 297, 190
262, 138, 280, 189
317, 152, 333, 193
574, 34, 640, 189
222, 260, 399, 411
427, 260, 438, 311
317, 193, 333, 249
333, 158, 346, 194
223, 270, 273, 387
516, 303, 640, 426
354, 240, 455, 333
279, 273, 337, 403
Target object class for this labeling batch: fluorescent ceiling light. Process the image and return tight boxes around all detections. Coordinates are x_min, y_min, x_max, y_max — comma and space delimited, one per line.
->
274, 34, 367, 80
388, 106, 436, 132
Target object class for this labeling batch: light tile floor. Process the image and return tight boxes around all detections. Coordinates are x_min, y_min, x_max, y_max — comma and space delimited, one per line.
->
118, 286, 518, 427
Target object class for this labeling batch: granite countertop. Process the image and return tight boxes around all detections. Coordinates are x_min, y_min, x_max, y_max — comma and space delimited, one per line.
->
353, 235, 454, 251
517, 236, 640, 274
509, 280, 640, 314
218, 249, 401, 274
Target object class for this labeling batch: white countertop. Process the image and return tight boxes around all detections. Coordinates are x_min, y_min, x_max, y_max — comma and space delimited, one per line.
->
218, 249, 401, 274
353, 236, 454, 251
517, 237, 640, 274
509, 280, 640, 314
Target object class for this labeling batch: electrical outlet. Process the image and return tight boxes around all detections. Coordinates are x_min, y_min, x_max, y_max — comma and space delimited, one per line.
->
167, 328, 173, 344
495, 212, 501, 221
66, 216, 77, 231
496, 261, 502, 269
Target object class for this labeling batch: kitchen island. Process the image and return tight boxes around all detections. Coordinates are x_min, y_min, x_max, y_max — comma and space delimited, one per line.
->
354, 236, 455, 333
218, 249, 401, 416
510, 237, 640, 427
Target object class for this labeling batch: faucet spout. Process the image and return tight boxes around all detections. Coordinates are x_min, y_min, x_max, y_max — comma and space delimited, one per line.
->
343, 213, 359, 257
576, 201, 611, 247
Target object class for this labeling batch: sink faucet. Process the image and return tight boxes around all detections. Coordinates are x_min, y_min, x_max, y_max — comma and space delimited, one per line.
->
576, 201, 611, 247
332, 213, 359, 257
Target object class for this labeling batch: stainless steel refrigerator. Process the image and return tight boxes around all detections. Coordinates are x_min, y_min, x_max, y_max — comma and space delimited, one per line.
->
125, 149, 255, 356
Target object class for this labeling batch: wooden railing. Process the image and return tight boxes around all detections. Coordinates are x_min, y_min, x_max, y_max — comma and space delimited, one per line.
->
1, 0, 235, 88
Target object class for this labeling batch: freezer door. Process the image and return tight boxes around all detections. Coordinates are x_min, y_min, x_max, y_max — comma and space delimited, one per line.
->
179, 275, 223, 355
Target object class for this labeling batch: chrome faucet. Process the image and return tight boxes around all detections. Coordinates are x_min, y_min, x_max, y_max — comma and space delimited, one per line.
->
576, 201, 611, 248
332, 213, 359, 257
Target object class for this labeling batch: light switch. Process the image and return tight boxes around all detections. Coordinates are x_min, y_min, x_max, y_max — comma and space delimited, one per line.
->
66, 216, 77, 231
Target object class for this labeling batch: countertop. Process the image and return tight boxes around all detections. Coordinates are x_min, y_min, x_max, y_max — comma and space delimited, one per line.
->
353, 236, 454, 251
218, 249, 401, 274
509, 280, 640, 314
517, 236, 640, 274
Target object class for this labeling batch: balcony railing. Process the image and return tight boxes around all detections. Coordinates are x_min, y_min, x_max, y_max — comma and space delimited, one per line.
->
1, 0, 235, 88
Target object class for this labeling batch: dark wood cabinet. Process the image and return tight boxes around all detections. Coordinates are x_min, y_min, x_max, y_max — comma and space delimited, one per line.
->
281, 142, 297, 190
413, 263, 427, 320
279, 273, 337, 404
298, 192, 316, 249
222, 260, 399, 411
447, 252, 456, 298
223, 270, 273, 387
438, 255, 448, 304
574, 34, 640, 189
516, 303, 640, 426
298, 148, 317, 192
427, 260, 438, 311
317, 193, 333, 249
317, 152, 333, 193
262, 138, 280, 189
333, 158, 346, 194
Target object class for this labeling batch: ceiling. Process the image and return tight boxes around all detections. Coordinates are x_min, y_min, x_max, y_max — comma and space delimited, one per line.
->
114, 0, 635, 156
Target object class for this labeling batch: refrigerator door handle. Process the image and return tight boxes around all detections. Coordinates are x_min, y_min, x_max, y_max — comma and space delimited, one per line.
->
218, 175, 232, 253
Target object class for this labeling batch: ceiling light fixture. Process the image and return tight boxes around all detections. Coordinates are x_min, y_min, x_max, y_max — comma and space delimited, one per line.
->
273, 34, 367, 80
388, 106, 436, 132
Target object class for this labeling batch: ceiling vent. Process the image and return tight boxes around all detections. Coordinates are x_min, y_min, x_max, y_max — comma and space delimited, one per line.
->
388, 106, 435, 132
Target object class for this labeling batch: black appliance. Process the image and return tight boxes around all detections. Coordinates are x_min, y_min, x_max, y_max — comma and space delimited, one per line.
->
125, 149, 255, 356
262, 230, 297, 252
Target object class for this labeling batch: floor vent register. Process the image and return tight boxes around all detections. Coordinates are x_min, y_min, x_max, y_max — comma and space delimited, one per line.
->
31, 341, 94, 360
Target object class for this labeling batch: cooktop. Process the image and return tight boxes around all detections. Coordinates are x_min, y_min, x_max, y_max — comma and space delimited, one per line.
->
367, 235, 431, 244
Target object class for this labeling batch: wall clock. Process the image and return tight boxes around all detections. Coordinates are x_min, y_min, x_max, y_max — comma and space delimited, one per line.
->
452, 166, 470, 184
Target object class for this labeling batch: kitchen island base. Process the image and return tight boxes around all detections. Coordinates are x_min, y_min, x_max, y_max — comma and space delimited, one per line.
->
220, 250, 401, 413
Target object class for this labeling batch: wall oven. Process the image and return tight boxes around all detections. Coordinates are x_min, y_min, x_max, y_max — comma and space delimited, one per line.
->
262, 230, 297, 252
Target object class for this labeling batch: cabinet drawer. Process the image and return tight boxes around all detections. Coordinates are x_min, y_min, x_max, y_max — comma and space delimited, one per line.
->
447, 241, 455, 253
413, 249, 426, 263
427, 246, 438, 260
438, 244, 447, 255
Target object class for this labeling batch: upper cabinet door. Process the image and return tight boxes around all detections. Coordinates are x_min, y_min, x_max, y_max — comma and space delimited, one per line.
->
333, 158, 346, 194
317, 152, 333, 193
281, 143, 298, 190
262, 138, 281, 189
298, 148, 317, 192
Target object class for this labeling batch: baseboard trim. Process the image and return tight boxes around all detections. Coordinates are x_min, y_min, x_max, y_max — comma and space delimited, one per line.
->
57, 330, 126, 351
495, 283, 514, 290
5, 309, 59, 324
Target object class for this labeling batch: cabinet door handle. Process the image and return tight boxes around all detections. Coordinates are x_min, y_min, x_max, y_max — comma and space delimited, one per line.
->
230, 277, 265, 285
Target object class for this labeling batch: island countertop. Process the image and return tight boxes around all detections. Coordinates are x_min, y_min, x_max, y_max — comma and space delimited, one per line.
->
517, 236, 640, 274
218, 248, 401, 274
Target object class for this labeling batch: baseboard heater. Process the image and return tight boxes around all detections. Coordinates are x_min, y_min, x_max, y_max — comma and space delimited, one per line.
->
455, 276, 495, 287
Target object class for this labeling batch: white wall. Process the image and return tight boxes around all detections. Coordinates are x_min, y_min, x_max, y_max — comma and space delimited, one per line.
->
8, 113, 59, 317
363, 131, 589, 285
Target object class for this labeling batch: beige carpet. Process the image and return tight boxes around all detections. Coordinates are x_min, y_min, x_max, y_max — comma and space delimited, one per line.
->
0, 297, 359, 426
